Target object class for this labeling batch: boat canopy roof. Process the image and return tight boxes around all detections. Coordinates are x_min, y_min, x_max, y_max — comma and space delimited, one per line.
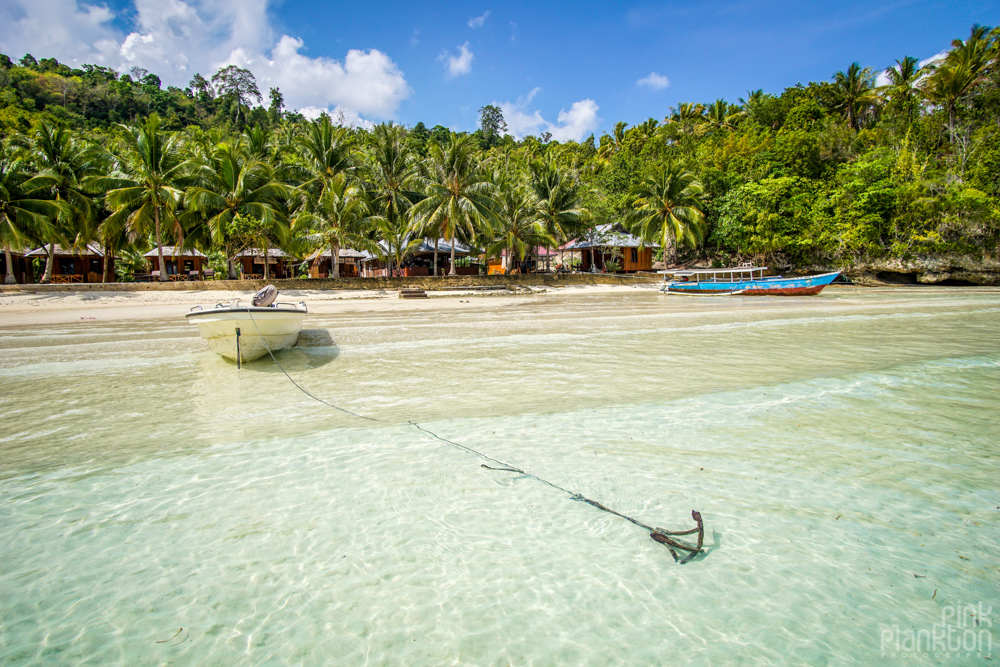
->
659, 266, 768, 277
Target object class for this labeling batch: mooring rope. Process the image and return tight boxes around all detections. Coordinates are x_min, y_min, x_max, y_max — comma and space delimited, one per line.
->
242, 308, 704, 562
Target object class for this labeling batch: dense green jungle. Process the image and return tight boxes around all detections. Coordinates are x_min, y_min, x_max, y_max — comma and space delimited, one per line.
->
2, 24, 999, 285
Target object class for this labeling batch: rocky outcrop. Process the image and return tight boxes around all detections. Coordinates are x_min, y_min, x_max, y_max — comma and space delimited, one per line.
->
811, 255, 1000, 286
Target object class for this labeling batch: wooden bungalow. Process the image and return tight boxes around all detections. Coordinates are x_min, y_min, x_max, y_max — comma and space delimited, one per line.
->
234, 248, 293, 279
360, 239, 480, 277
24, 243, 115, 283
307, 248, 365, 278
143, 246, 207, 280
1, 249, 33, 284
562, 224, 656, 273
487, 246, 559, 275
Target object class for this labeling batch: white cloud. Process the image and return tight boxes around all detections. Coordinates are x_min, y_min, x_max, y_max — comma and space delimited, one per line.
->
257, 36, 409, 117
919, 51, 948, 69
637, 71, 670, 90
468, 11, 490, 29
877, 52, 946, 87
498, 89, 600, 142
441, 42, 473, 77
0, 0, 410, 121
0, 0, 119, 66
298, 105, 374, 129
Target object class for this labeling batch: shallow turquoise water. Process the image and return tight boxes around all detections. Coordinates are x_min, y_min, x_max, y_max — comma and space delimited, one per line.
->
1, 287, 998, 665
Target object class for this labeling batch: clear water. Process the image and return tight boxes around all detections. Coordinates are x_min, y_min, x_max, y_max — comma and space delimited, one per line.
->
1, 287, 998, 665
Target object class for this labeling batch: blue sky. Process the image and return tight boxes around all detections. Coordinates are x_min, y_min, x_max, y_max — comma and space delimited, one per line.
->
0, 0, 995, 139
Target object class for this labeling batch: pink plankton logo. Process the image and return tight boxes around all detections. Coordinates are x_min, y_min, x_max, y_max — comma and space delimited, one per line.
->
881, 601, 992, 659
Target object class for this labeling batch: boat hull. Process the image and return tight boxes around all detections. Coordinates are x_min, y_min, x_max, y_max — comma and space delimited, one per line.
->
664, 271, 841, 296
186, 308, 306, 362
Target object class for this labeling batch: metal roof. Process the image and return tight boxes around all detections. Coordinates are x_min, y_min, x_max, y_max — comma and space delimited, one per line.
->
142, 246, 207, 258
305, 248, 367, 261
234, 248, 290, 258
563, 223, 657, 250
25, 242, 107, 257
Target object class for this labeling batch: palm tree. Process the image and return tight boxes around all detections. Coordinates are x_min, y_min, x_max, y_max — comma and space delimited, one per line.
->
922, 65, 980, 145
884, 57, 923, 103
296, 115, 357, 198
295, 173, 379, 279
881, 56, 925, 128
738, 89, 771, 127
529, 156, 585, 244
364, 124, 425, 268
185, 142, 291, 279
411, 134, 495, 275
628, 163, 707, 265
0, 142, 63, 283
485, 180, 555, 274
596, 121, 629, 167
92, 114, 187, 281
374, 215, 425, 277
26, 122, 100, 282
703, 99, 740, 131
832, 63, 880, 130
921, 25, 996, 144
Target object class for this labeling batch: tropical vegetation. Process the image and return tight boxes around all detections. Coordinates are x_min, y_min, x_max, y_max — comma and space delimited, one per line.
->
0, 24, 998, 283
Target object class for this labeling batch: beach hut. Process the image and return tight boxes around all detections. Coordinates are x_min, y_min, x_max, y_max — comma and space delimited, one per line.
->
306, 248, 365, 278
0, 249, 33, 284
562, 224, 655, 273
487, 246, 559, 275
142, 246, 207, 280
234, 248, 293, 279
24, 243, 116, 283
359, 239, 480, 277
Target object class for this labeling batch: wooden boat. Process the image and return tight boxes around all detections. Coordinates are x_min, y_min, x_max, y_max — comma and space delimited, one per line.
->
186, 287, 307, 362
659, 266, 841, 296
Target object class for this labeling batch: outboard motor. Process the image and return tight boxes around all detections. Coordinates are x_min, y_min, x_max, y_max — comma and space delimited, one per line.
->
252, 284, 278, 307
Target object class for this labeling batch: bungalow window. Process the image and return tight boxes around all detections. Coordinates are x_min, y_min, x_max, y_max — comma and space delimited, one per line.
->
630, 248, 638, 263
59, 258, 76, 275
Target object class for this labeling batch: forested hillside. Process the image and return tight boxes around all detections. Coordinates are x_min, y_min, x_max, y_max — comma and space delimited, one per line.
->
2, 24, 999, 284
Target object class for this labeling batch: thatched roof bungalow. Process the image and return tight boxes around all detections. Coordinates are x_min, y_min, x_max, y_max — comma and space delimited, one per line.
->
1, 249, 32, 284
306, 248, 366, 278
233, 248, 293, 279
24, 243, 115, 283
143, 247, 207, 280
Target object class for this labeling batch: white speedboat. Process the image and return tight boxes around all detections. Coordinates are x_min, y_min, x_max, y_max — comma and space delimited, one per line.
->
186, 286, 307, 363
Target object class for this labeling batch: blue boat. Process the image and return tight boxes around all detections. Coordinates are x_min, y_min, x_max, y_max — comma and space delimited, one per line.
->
659, 266, 841, 296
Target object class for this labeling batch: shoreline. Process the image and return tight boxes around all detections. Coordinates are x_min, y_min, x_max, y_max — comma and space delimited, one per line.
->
2, 283, 997, 327
0, 283, 664, 326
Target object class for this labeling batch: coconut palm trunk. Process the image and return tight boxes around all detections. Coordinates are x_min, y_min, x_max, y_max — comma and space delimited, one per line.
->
449, 233, 457, 275
432, 239, 438, 276
41, 243, 54, 283
153, 206, 169, 282
330, 244, 340, 279
4, 247, 15, 284
102, 242, 112, 283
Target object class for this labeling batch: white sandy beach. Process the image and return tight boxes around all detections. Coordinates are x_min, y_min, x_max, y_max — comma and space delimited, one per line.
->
0, 283, 662, 326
